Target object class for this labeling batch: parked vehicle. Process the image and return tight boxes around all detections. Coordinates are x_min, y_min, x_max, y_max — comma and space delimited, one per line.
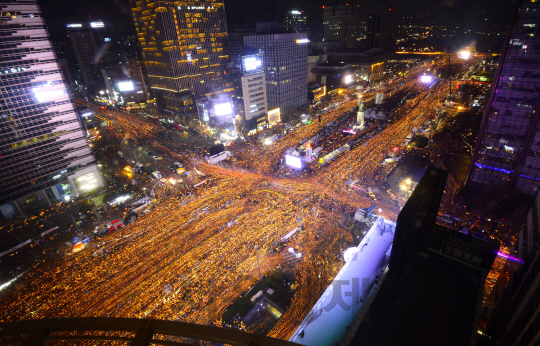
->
151, 171, 162, 179
312, 147, 324, 158
208, 151, 232, 165
94, 219, 124, 236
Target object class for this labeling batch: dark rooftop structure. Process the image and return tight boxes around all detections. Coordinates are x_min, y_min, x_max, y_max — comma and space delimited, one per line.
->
327, 48, 393, 65
310, 62, 356, 92
342, 167, 500, 346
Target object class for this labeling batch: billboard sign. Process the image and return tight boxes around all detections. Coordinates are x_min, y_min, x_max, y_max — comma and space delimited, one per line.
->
117, 81, 135, 92
459, 50, 471, 59
285, 154, 302, 169
66, 24, 82, 28
90, 22, 104, 28
241, 54, 263, 75
268, 108, 281, 125
344, 75, 353, 84
419, 75, 433, 84
296, 38, 309, 44
214, 102, 233, 116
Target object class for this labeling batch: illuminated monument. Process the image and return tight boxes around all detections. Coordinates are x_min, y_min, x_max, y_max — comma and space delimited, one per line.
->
356, 97, 365, 129
0, 0, 104, 219
129, 0, 231, 115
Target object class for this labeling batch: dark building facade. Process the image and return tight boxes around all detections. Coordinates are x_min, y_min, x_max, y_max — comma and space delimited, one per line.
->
366, 11, 398, 50
467, 0, 540, 195
0, 0, 104, 219
127, 57, 150, 99
284, 10, 307, 35
129, 0, 231, 115
485, 187, 540, 346
323, 5, 361, 48
342, 167, 499, 346
310, 62, 356, 92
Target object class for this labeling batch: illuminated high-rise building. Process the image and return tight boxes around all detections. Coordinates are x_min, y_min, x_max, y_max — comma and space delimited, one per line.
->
244, 33, 308, 119
67, 27, 101, 90
467, 0, 540, 195
0, 0, 104, 219
129, 0, 230, 115
240, 54, 268, 131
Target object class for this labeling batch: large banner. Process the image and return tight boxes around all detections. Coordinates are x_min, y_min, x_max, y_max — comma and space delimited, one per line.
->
0, 239, 32, 257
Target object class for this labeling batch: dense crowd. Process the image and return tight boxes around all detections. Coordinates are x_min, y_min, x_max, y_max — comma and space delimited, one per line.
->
1, 58, 486, 341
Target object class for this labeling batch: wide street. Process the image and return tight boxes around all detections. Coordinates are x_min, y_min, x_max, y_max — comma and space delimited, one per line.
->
0, 56, 483, 339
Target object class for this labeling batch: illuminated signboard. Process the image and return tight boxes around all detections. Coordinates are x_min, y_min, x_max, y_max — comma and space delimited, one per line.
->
459, 50, 471, 59
117, 81, 135, 91
66, 24, 82, 28
90, 22, 104, 28
291, 10, 301, 14
104, 38, 111, 42
344, 75, 353, 84
268, 108, 281, 125
285, 154, 302, 169
241, 54, 263, 75
296, 38, 309, 44
419, 75, 433, 84
214, 102, 233, 116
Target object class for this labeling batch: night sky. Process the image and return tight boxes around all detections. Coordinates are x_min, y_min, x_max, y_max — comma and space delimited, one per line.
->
37, 0, 514, 47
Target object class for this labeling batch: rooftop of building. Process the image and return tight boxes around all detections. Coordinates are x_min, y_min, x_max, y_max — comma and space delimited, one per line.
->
289, 217, 396, 346
327, 48, 394, 65
345, 167, 499, 346
349, 233, 486, 346
310, 62, 355, 75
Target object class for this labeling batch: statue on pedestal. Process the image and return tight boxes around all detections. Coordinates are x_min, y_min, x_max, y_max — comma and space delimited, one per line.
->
357, 95, 365, 127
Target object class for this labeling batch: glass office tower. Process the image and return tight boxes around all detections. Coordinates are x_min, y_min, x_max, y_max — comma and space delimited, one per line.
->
467, 0, 540, 195
0, 1, 104, 219
243, 33, 308, 118
129, 0, 230, 114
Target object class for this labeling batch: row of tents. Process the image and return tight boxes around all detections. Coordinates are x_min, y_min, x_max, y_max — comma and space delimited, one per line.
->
320, 144, 350, 164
